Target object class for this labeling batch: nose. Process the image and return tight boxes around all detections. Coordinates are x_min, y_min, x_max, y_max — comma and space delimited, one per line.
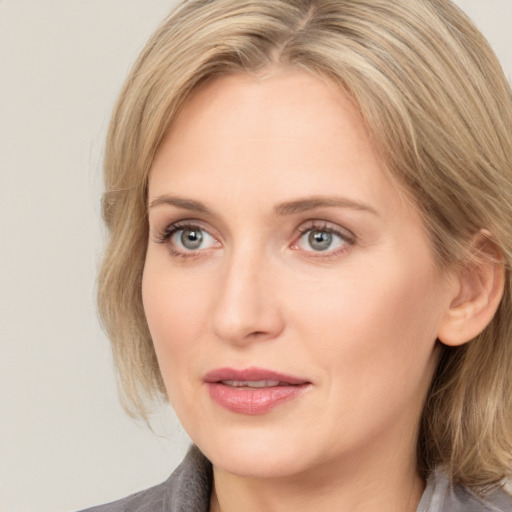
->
211, 246, 285, 346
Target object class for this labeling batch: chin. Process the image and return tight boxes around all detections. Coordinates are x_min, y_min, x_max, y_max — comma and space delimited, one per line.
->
208, 447, 305, 479
194, 425, 321, 479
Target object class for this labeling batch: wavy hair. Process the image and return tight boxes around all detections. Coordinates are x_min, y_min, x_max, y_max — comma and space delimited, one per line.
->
98, 0, 512, 488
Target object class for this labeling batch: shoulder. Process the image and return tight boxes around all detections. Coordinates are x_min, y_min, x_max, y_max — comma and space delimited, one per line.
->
77, 446, 212, 512
456, 485, 512, 512
80, 480, 168, 512
418, 468, 512, 512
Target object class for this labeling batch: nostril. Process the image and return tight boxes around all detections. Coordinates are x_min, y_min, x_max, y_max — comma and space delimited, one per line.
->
211, 265, 285, 345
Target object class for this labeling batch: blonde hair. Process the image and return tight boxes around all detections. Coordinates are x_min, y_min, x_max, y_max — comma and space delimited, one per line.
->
98, 0, 512, 488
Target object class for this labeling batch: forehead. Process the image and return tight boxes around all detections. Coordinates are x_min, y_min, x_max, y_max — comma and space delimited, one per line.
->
164, 69, 366, 142
148, 70, 410, 220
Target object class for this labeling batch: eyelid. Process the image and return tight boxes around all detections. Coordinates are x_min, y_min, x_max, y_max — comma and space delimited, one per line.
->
290, 220, 356, 256
152, 219, 222, 257
152, 218, 213, 241
151, 217, 356, 260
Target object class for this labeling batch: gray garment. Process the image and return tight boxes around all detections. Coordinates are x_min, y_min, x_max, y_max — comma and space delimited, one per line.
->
80, 446, 512, 512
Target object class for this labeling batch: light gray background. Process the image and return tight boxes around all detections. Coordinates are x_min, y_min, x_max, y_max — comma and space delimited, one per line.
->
0, 1, 510, 511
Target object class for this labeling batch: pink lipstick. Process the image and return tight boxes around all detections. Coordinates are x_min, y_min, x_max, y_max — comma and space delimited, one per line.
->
204, 367, 311, 415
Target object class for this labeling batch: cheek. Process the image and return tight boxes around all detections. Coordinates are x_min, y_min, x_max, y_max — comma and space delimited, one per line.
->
280, 262, 444, 450
285, 258, 444, 394
141, 257, 214, 386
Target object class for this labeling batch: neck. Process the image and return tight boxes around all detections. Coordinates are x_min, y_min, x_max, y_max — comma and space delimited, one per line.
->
209, 428, 424, 512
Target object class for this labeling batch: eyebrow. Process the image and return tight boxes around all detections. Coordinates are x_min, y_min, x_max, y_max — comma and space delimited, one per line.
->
275, 196, 379, 216
148, 194, 378, 216
148, 195, 213, 215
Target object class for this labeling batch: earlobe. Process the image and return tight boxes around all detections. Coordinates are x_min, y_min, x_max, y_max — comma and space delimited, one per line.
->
437, 231, 505, 347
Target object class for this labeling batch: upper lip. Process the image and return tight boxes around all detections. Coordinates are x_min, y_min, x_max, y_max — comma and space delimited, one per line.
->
204, 367, 310, 385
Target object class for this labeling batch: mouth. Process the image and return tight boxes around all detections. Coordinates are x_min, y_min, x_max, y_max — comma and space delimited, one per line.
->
220, 379, 287, 388
204, 367, 311, 415
204, 367, 309, 385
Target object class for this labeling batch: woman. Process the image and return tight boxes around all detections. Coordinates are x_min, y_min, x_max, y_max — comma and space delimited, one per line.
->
86, 0, 512, 510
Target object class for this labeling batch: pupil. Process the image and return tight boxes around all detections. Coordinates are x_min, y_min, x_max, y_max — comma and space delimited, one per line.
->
181, 229, 203, 249
309, 230, 332, 251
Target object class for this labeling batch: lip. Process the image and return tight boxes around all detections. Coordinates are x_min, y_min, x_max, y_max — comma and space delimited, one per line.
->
204, 367, 311, 415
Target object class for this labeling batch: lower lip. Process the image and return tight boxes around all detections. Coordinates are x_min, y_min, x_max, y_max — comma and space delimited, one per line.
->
206, 382, 309, 415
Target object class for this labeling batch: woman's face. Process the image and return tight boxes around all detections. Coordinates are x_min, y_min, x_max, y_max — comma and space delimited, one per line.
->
143, 70, 457, 479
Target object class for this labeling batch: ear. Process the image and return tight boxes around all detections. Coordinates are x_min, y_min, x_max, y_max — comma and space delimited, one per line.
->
437, 231, 505, 347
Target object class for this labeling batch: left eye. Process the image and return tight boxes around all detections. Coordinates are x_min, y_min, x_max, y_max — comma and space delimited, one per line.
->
171, 227, 216, 251
297, 229, 346, 252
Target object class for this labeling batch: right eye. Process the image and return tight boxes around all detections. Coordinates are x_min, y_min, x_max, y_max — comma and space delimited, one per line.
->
171, 226, 217, 252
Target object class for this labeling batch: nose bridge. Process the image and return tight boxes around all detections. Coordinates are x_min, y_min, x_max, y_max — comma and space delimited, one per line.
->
211, 240, 283, 345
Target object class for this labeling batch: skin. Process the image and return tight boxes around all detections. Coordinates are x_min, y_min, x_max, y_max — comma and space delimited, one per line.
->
142, 70, 463, 512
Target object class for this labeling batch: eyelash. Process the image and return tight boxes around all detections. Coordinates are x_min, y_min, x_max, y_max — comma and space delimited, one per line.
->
153, 220, 216, 259
153, 220, 356, 260
293, 221, 355, 258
